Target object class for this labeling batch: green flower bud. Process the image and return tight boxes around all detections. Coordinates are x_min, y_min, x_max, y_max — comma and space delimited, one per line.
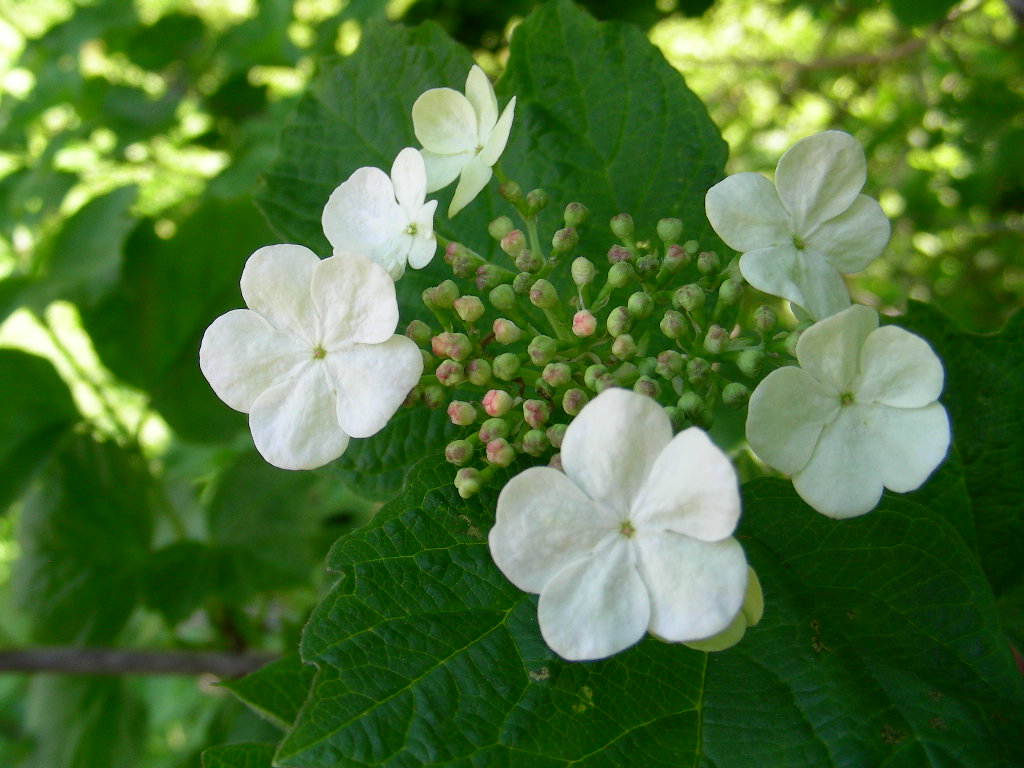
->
660, 309, 687, 340
664, 405, 686, 431
492, 318, 522, 345
432, 332, 472, 361
722, 382, 750, 409
405, 319, 432, 346
656, 217, 684, 243
754, 305, 777, 335
686, 357, 710, 385
523, 399, 551, 429
528, 335, 558, 366
584, 364, 608, 391
697, 250, 720, 275
435, 359, 465, 387
515, 249, 542, 272
529, 278, 559, 309
499, 181, 523, 204
482, 389, 513, 417
678, 390, 704, 419
783, 327, 804, 357
445, 439, 474, 465
542, 362, 573, 388
500, 229, 527, 257
633, 376, 660, 398
512, 271, 537, 296
593, 372, 616, 393
551, 227, 579, 254
549, 453, 563, 470
610, 212, 635, 242
703, 324, 728, 356
534, 378, 555, 400
452, 295, 484, 324
627, 291, 653, 320
476, 264, 512, 293
607, 306, 631, 337
465, 358, 492, 386
736, 348, 765, 378
683, 239, 700, 256
402, 384, 423, 407
521, 428, 549, 457
607, 244, 632, 264
662, 243, 691, 273
635, 254, 658, 281
454, 467, 482, 499
492, 352, 521, 381
718, 278, 744, 308
546, 422, 567, 449
420, 348, 434, 370
610, 361, 639, 387
572, 309, 597, 337
479, 417, 509, 442
571, 256, 596, 286
563, 201, 589, 227
655, 350, 683, 378
607, 261, 635, 288
485, 438, 515, 467
488, 216, 516, 241
611, 333, 637, 360
444, 242, 484, 279
422, 385, 446, 409
562, 388, 589, 415
674, 284, 704, 313
526, 188, 550, 214
423, 280, 459, 310
489, 284, 516, 313
636, 356, 657, 378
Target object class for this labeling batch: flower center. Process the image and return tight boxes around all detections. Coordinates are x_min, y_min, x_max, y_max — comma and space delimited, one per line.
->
792, 235, 805, 250
840, 391, 855, 406
619, 520, 636, 538
405, 222, 417, 236
312, 345, 327, 360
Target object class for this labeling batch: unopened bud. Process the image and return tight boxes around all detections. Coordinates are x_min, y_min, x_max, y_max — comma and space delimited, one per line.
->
423, 280, 459, 310
703, 324, 728, 356
674, 284, 704, 313
421, 349, 434, 369
551, 227, 579, 254
435, 359, 465, 387
526, 188, 550, 214
610, 213, 634, 242
660, 310, 687, 340
635, 254, 658, 280
521, 429, 549, 457
465, 358, 492, 386
422, 385, 446, 409
486, 438, 515, 467
655, 350, 683, 378
546, 423, 567, 449
662, 243, 690, 273
627, 291, 653, 320
678, 391, 704, 419
656, 217, 683, 243
444, 242, 482, 278
718, 278, 744, 307
479, 416, 509, 442
683, 239, 700, 256
736, 348, 765, 378
403, 384, 423, 407
572, 309, 597, 337
697, 250, 720, 275
492, 318, 522, 345
529, 278, 559, 309
488, 216, 515, 241
783, 328, 805, 357
453, 296, 484, 324
527, 335, 558, 366
722, 382, 750, 409
445, 439, 474, 465
476, 264, 511, 293
571, 257, 596, 286
482, 389, 513, 417
542, 362, 572, 388
499, 180, 523, 204
549, 452, 563, 470
523, 399, 551, 429
633, 376, 660, 398
500, 229, 527, 257
611, 362, 638, 387
405, 319, 432, 346
611, 333, 637, 360
607, 244, 632, 264
512, 271, 536, 296
607, 306, 631, 337
489, 284, 516, 313
534, 378, 555, 400
515, 249, 542, 272
754, 305, 777, 335
607, 261, 635, 288
454, 467, 482, 498
433, 332, 472, 361
563, 202, 589, 228
664, 405, 685, 431
584, 364, 608, 391
562, 387, 589, 415
492, 352, 521, 381
686, 357, 710, 385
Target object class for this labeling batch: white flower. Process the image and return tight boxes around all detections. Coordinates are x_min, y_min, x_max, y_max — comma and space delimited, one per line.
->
488, 388, 749, 661
746, 305, 950, 519
199, 244, 423, 470
321, 147, 438, 280
412, 65, 516, 218
705, 130, 890, 321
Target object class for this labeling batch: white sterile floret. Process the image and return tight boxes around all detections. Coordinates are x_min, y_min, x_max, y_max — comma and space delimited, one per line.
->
199, 244, 423, 470
322, 147, 438, 280
705, 130, 890, 321
746, 304, 950, 519
488, 388, 750, 661
412, 65, 516, 218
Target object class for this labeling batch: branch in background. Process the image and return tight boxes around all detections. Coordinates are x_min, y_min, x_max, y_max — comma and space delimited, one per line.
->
671, 37, 927, 72
0, 647, 277, 678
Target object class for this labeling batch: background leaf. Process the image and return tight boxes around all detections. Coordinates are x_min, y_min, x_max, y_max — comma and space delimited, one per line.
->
220, 653, 316, 731
202, 742, 277, 768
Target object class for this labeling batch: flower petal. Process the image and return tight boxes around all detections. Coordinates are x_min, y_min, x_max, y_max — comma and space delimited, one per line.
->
248, 364, 350, 470
775, 131, 867, 234
631, 427, 740, 542
406, 229, 437, 270
705, 172, 791, 252
448, 155, 492, 218
412, 87, 478, 155
321, 167, 402, 258
326, 335, 423, 438
796, 304, 878, 392
873, 403, 950, 493
635, 532, 748, 643
854, 325, 945, 408
239, 244, 320, 340
805, 194, 890, 274
311, 252, 399, 347
738, 243, 851, 321
479, 96, 516, 167
560, 388, 673, 517
390, 147, 427, 213
490, 467, 619, 594
465, 65, 498, 141
420, 149, 473, 193
537, 538, 649, 661
746, 366, 840, 474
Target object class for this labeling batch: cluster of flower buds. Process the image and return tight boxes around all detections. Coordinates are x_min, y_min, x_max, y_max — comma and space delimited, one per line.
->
402, 185, 805, 496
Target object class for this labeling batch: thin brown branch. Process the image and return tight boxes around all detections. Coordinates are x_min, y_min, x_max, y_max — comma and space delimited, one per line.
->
0, 647, 277, 678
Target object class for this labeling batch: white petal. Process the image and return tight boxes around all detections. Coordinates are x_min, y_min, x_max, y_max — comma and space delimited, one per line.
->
321, 167, 402, 258
239, 244, 320, 341
311, 252, 399, 347
631, 428, 740, 542
490, 467, 619, 594
537, 538, 649, 661
560, 388, 673, 517
199, 310, 308, 412
873, 403, 951, 493
406, 229, 437, 271
775, 131, 867, 234
465, 65, 498, 141
796, 304, 878, 392
248, 364, 350, 470
479, 96, 516, 167
746, 366, 840, 474
412, 87, 478, 155
325, 335, 423, 438
420, 149, 473, 193
635, 532, 747, 643
738, 244, 851, 321
448, 155, 492, 218
705, 173, 792, 252
804, 194, 890, 274
792, 405, 885, 518
854, 325, 945, 408
390, 147, 427, 213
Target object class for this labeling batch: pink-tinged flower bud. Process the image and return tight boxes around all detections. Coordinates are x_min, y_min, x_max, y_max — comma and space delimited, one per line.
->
571, 256, 595, 287
534, 378, 555, 400
561, 387, 589, 415
499, 180, 523, 204
548, 452, 563, 470
563, 201, 589, 227
454, 467, 482, 499
434, 280, 460, 309
686, 357, 709, 385
697, 250, 720, 275
606, 306, 631, 337
402, 384, 423, 407
443, 242, 483, 278
525, 188, 549, 214
479, 416, 509, 442
529, 279, 559, 309
655, 350, 683, 378
492, 352, 521, 381
488, 216, 515, 241
527, 335, 558, 366
572, 309, 597, 337
500, 229, 527, 257
611, 333, 637, 360
492, 318, 522, 345
607, 244, 632, 264
660, 310, 687, 340
633, 376, 660, 398
476, 264, 512, 293
482, 389, 513, 417
515, 249, 542, 273
546, 422, 567, 448
593, 372, 615, 393
584, 364, 608, 391
678, 390, 704, 419
703, 324, 728, 356
445, 439, 474, 465
521, 428, 549, 457
453, 295, 484, 323
512, 271, 536, 296
754, 305, 777, 335
432, 332, 472, 361
405, 319, 432, 346
610, 212, 634, 242
523, 399, 551, 429
422, 385, 446, 409
446, 400, 477, 426
489, 284, 516, 313
465, 358, 492, 386
662, 243, 690, 273
627, 291, 653, 320
551, 227, 578, 254
674, 284, 704, 313
486, 438, 515, 467
656, 217, 683, 243
718, 278, 744, 307
607, 261, 634, 287
435, 359, 465, 387
737, 348, 765, 378
542, 362, 572, 388
722, 381, 750, 409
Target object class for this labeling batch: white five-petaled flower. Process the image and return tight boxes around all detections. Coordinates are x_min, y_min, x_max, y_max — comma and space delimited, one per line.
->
412, 65, 516, 218
199, 244, 423, 470
321, 147, 438, 281
488, 388, 749, 661
746, 304, 950, 519
705, 130, 890, 321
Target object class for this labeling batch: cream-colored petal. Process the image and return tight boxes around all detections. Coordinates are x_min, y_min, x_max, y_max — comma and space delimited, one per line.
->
738, 244, 851, 322
872, 403, 950, 493
248, 364, 350, 470
631, 427, 740, 542
705, 172, 792, 252
412, 87, 478, 155
854, 325, 944, 408
311, 252, 399, 347
447, 155, 492, 218
239, 244, 320, 340
321, 167, 402, 257
796, 304, 878, 392
406, 228, 437, 271
804, 194, 890, 273
490, 467, 619, 594
390, 147, 427, 213
537, 538, 649, 661
775, 131, 867, 234
746, 366, 840, 474
479, 96, 516, 167
560, 388, 673, 517
465, 65, 498, 140
420, 149, 473, 193
325, 335, 423, 438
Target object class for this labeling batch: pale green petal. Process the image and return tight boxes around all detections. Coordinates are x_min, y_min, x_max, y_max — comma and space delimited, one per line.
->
480, 96, 516, 167
775, 130, 867, 234
738, 243, 851, 321
464, 65, 498, 140
796, 305, 878, 392
448, 155, 492, 217
872, 403, 950, 493
420, 148, 473, 193
239, 244, 320, 341
311, 252, 399, 346
412, 87, 477, 155
705, 172, 791, 252
805, 194, 890, 273
854, 325, 944, 408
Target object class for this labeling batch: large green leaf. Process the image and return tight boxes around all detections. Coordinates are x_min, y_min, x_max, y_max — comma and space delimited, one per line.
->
202, 742, 277, 768
221, 653, 316, 731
